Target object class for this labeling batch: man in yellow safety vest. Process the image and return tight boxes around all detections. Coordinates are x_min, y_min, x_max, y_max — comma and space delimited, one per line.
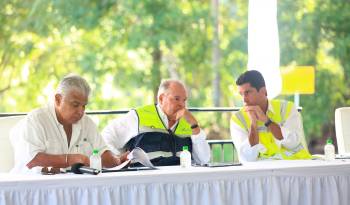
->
102, 79, 210, 166
231, 70, 312, 162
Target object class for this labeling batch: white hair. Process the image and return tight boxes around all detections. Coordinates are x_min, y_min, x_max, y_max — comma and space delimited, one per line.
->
56, 74, 91, 97
157, 79, 186, 100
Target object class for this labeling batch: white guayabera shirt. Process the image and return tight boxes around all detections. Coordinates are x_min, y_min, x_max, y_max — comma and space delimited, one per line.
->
10, 103, 108, 174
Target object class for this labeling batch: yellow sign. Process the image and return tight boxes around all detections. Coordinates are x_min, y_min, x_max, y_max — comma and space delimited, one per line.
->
281, 66, 315, 95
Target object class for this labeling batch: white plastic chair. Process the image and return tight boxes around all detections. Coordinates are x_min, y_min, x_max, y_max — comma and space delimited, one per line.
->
0, 116, 24, 172
335, 107, 350, 155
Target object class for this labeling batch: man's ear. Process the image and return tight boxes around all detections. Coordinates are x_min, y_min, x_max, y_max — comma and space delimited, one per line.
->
54, 94, 62, 106
158, 94, 164, 105
261, 87, 268, 96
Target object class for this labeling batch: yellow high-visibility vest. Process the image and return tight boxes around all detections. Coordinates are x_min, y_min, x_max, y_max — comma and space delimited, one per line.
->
231, 100, 312, 160
130, 104, 193, 162
136, 104, 192, 137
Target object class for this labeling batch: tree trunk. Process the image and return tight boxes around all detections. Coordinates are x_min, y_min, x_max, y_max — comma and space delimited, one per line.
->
212, 0, 221, 107
151, 42, 162, 103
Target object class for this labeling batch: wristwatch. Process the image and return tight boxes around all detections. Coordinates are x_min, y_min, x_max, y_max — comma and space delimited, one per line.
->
191, 124, 199, 129
264, 118, 273, 127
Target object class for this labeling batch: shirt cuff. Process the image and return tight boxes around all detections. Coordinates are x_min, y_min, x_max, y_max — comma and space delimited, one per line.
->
274, 138, 283, 148
279, 126, 299, 149
251, 143, 267, 154
30, 166, 44, 174
239, 142, 266, 162
26, 150, 42, 166
99, 146, 110, 156
190, 129, 206, 144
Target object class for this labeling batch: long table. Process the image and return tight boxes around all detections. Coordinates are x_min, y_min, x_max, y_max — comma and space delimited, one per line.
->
1, 160, 350, 205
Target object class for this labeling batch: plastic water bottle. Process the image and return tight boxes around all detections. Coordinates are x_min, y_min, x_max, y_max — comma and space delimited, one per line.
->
180, 146, 191, 168
90, 149, 102, 171
324, 138, 335, 161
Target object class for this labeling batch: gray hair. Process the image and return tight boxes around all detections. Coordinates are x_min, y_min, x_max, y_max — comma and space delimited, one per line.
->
56, 74, 91, 97
157, 79, 186, 100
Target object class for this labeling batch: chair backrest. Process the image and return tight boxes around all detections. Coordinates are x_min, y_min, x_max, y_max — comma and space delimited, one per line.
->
0, 116, 24, 172
335, 107, 350, 155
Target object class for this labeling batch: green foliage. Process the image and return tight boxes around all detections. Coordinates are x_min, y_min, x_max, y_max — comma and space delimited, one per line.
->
277, 0, 350, 146
301, 69, 346, 140
1, 0, 350, 150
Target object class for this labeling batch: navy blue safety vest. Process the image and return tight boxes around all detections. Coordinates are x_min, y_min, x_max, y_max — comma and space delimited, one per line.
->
125, 104, 193, 166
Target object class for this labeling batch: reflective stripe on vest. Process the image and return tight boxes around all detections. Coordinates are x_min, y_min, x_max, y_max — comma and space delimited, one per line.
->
231, 100, 312, 160
147, 150, 183, 160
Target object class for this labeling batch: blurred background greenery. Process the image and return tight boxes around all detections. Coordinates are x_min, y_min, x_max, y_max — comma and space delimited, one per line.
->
0, 0, 349, 155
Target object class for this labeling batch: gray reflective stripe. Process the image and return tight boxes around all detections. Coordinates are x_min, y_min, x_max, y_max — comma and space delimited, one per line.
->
147, 151, 190, 160
147, 151, 173, 160
175, 151, 182, 157
283, 143, 305, 156
236, 113, 268, 132
291, 143, 304, 153
280, 101, 288, 123
284, 151, 293, 157
271, 153, 283, 160
139, 126, 190, 138
236, 112, 248, 130
259, 153, 283, 160
139, 126, 169, 134
257, 126, 268, 132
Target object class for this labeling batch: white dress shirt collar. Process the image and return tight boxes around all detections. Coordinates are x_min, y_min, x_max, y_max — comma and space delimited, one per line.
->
266, 100, 275, 115
156, 104, 178, 130
48, 102, 62, 126
47, 102, 82, 147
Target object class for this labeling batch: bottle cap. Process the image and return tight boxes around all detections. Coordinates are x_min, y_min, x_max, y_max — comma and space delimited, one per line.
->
92, 149, 99, 155
326, 138, 333, 144
182, 146, 188, 151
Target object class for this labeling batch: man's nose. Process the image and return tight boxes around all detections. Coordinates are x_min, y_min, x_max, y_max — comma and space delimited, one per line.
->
243, 95, 249, 103
78, 106, 85, 115
179, 100, 186, 107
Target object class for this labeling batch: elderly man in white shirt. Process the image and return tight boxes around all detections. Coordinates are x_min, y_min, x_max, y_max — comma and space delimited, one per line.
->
11, 74, 126, 174
102, 79, 210, 166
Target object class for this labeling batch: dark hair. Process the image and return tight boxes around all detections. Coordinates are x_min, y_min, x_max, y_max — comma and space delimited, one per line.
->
236, 70, 265, 91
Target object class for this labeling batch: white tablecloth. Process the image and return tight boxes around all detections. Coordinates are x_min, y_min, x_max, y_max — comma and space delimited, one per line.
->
1, 160, 350, 205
